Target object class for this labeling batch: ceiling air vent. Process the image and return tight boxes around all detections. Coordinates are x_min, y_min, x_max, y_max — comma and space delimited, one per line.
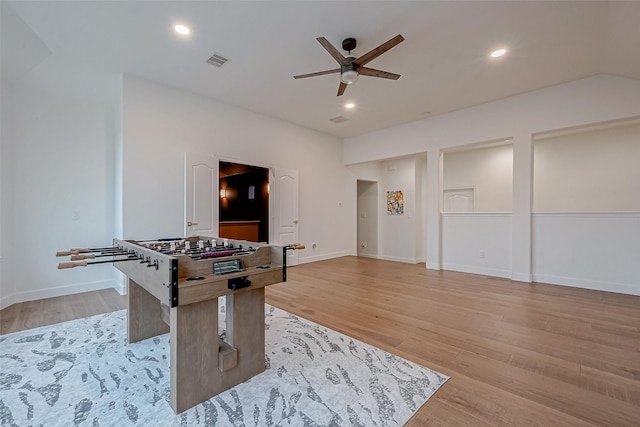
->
329, 116, 349, 124
206, 53, 230, 68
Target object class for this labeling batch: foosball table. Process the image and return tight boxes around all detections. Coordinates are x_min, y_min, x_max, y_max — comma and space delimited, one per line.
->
57, 236, 303, 413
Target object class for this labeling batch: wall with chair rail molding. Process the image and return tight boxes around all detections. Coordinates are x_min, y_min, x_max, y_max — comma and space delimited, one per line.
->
532, 212, 640, 296
441, 213, 513, 279
344, 74, 640, 295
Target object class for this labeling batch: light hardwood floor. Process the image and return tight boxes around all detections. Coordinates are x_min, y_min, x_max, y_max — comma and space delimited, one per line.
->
1, 256, 639, 425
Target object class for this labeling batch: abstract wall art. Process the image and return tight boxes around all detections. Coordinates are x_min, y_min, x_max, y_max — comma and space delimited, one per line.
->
386, 190, 404, 215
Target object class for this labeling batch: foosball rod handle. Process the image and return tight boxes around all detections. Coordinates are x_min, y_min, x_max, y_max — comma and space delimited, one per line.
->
290, 243, 305, 250
70, 254, 96, 261
58, 261, 88, 269
56, 247, 121, 257
69, 248, 92, 254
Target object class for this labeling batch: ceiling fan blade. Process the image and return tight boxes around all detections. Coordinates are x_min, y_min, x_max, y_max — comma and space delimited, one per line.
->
358, 67, 401, 80
337, 82, 348, 96
293, 69, 340, 79
353, 34, 404, 67
316, 37, 350, 66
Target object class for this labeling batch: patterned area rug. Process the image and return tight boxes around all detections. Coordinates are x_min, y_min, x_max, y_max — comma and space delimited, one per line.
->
0, 303, 448, 426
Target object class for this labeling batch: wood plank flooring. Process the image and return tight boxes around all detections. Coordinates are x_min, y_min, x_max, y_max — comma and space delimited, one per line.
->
0, 288, 127, 334
2, 256, 639, 425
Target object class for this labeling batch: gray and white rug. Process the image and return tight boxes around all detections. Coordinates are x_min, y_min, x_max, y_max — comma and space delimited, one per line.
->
0, 302, 448, 426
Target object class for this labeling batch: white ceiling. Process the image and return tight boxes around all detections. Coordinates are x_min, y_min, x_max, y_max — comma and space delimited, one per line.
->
3, 1, 640, 139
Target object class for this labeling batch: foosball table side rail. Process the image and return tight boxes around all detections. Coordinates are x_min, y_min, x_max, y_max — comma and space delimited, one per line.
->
112, 239, 180, 307
111, 238, 290, 308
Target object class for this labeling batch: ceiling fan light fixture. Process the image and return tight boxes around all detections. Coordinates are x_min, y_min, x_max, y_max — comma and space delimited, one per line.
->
341, 70, 359, 84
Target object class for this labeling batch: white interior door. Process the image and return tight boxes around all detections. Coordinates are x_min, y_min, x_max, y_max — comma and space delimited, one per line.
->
184, 152, 218, 237
275, 169, 299, 266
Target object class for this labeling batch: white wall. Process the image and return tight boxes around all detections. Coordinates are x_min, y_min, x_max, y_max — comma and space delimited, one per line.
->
1, 78, 121, 309
343, 74, 640, 295
122, 75, 355, 264
380, 157, 419, 263
1, 70, 355, 309
443, 144, 513, 212
533, 213, 640, 295
349, 156, 426, 264
534, 121, 640, 212
344, 75, 640, 164
442, 213, 512, 278
1, 80, 14, 306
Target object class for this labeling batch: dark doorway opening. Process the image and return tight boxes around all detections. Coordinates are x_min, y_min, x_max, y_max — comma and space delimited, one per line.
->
219, 161, 269, 242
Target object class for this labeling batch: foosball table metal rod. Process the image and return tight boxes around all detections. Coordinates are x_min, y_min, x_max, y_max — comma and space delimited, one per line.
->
56, 246, 122, 257
57, 257, 139, 269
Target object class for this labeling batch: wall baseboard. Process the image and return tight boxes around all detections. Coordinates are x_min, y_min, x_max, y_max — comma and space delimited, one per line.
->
511, 272, 533, 283
533, 274, 640, 296
443, 263, 511, 279
0, 279, 125, 311
357, 253, 379, 260
0, 294, 17, 311
379, 255, 420, 264
357, 254, 427, 264
426, 261, 441, 270
298, 250, 354, 264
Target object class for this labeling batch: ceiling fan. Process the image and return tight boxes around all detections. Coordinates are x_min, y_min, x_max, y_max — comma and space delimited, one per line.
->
294, 34, 405, 96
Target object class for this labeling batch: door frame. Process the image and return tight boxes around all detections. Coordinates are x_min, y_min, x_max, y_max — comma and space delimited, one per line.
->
185, 154, 299, 264
357, 179, 379, 258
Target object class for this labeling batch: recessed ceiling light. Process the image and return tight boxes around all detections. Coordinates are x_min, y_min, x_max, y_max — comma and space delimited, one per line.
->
345, 103, 355, 109
490, 48, 507, 58
174, 25, 190, 35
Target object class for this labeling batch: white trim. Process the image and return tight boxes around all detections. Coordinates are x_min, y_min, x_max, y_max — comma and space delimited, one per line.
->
298, 250, 353, 264
426, 261, 441, 270
443, 263, 511, 279
511, 272, 533, 283
357, 253, 379, 260
0, 279, 124, 310
441, 212, 512, 218
379, 255, 421, 264
533, 115, 640, 141
0, 294, 17, 311
533, 211, 640, 218
356, 254, 425, 263
442, 185, 476, 192
533, 274, 640, 297
441, 136, 513, 153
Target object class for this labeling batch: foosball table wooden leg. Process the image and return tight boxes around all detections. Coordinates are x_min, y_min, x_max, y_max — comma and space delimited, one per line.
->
170, 298, 221, 414
127, 279, 169, 343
